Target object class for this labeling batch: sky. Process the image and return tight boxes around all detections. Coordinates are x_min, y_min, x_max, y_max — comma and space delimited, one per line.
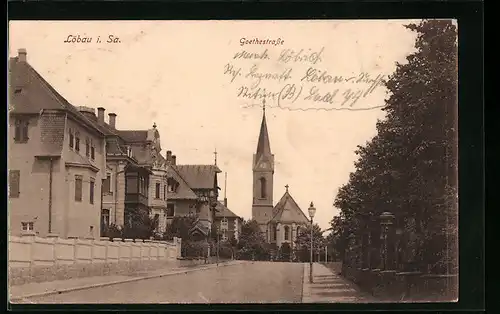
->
8, 20, 419, 232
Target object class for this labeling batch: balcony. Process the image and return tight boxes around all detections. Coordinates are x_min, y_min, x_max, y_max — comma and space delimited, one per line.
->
125, 193, 148, 206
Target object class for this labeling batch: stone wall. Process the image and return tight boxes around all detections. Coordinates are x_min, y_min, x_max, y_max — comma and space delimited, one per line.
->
8, 233, 182, 286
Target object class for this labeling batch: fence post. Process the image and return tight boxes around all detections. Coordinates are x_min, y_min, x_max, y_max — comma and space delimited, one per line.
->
47, 233, 59, 265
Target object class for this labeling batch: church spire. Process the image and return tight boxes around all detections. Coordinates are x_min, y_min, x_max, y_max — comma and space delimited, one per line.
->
256, 97, 271, 158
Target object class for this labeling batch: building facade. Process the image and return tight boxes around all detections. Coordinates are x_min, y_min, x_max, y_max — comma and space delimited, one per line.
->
8, 49, 107, 239
164, 152, 222, 239
8, 48, 169, 239
214, 199, 243, 242
250, 106, 310, 250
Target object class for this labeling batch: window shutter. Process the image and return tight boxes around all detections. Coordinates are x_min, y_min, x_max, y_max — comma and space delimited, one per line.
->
14, 124, 21, 141
9, 170, 20, 197
22, 122, 29, 141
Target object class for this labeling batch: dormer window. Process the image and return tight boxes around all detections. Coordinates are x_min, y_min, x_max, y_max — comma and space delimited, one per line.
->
167, 178, 179, 193
127, 146, 133, 157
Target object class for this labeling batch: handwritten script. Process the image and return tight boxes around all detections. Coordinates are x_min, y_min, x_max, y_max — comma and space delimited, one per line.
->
224, 46, 387, 111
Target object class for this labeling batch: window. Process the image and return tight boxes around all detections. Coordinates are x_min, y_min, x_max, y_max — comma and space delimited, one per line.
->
296, 226, 301, 237
89, 178, 95, 204
14, 119, 29, 142
284, 226, 290, 241
75, 132, 80, 152
9, 170, 20, 198
164, 185, 167, 200
101, 209, 110, 233
272, 224, 277, 241
103, 174, 111, 194
222, 231, 228, 241
126, 176, 137, 194
21, 222, 34, 231
153, 214, 160, 231
75, 175, 83, 202
260, 177, 267, 198
91, 146, 95, 160
166, 204, 175, 217
85, 138, 90, 157
69, 129, 74, 148
155, 182, 161, 199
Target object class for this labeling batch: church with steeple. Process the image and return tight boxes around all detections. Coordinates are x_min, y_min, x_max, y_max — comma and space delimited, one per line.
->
251, 99, 310, 251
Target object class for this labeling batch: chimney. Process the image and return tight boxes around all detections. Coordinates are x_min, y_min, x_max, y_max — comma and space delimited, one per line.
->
108, 113, 117, 129
166, 151, 172, 163
18, 48, 27, 62
171, 155, 176, 165
97, 107, 105, 123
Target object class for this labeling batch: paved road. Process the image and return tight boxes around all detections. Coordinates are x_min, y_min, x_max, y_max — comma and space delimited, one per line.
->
23, 262, 304, 304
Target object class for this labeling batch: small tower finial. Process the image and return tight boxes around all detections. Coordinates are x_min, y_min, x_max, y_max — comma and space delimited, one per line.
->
214, 148, 218, 166
262, 97, 266, 114
285, 184, 289, 192
153, 122, 157, 129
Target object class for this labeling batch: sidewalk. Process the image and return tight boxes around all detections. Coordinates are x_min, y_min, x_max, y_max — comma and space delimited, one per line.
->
302, 263, 375, 303
9, 260, 245, 302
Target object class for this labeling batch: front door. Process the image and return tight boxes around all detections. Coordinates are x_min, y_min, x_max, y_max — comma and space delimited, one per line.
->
101, 209, 110, 236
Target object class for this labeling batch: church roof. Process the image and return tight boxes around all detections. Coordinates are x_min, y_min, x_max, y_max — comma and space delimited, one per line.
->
269, 189, 310, 225
255, 109, 272, 160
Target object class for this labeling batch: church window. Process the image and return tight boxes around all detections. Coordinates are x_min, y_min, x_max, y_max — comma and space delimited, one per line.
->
259, 177, 267, 198
284, 226, 290, 241
273, 224, 277, 241
296, 226, 301, 236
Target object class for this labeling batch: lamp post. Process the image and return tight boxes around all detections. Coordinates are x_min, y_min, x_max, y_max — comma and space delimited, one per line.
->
308, 202, 316, 283
380, 212, 395, 270
216, 226, 220, 266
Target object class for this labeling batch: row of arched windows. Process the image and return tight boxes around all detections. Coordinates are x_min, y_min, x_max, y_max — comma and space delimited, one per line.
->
270, 224, 303, 241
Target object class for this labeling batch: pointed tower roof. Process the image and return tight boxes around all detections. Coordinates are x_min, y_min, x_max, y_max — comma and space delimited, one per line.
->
256, 99, 271, 158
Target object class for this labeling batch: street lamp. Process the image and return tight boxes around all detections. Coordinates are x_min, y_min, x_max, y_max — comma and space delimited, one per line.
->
380, 211, 395, 270
216, 226, 220, 266
308, 202, 316, 283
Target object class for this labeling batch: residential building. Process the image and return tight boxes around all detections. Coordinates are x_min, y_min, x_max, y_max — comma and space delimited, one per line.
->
250, 105, 310, 250
214, 198, 243, 242
8, 49, 108, 238
96, 111, 156, 235
164, 152, 221, 239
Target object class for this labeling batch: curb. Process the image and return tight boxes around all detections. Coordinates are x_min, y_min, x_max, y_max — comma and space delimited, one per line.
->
10, 260, 244, 302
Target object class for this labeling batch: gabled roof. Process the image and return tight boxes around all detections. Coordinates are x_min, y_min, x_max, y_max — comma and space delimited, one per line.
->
9, 56, 107, 137
215, 201, 241, 219
189, 220, 210, 236
166, 166, 198, 200
174, 165, 221, 190
269, 190, 310, 224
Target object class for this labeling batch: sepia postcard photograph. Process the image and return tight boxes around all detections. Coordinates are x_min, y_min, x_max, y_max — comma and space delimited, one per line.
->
8, 19, 458, 305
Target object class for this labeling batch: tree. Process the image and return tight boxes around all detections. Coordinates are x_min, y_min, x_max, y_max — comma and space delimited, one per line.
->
294, 223, 325, 262
122, 209, 156, 240
163, 216, 196, 241
333, 20, 458, 274
237, 219, 270, 260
